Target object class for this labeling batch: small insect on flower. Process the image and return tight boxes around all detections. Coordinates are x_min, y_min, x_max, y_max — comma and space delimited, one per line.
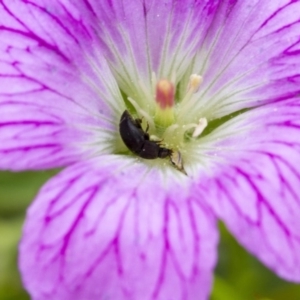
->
119, 110, 186, 174
119, 110, 171, 159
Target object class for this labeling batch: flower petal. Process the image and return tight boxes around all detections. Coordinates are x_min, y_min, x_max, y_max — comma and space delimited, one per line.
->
20, 156, 218, 300
0, 0, 123, 170
67, 0, 219, 100
199, 100, 300, 281
189, 0, 300, 117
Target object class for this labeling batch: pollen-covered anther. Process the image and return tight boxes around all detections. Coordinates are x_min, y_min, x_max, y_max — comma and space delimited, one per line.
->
192, 117, 208, 138
187, 74, 203, 93
155, 79, 175, 109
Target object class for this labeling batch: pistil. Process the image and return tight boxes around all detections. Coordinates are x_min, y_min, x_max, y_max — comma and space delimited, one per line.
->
154, 79, 175, 127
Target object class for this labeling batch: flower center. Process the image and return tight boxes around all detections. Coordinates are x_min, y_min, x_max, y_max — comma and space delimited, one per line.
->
118, 73, 210, 174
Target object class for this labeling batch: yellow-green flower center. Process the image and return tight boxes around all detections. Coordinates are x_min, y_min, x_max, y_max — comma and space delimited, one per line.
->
118, 73, 209, 174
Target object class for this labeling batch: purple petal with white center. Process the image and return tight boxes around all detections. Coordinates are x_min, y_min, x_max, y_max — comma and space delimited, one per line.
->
191, 0, 300, 117
199, 99, 300, 281
67, 0, 219, 96
20, 156, 218, 300
0, 0, 123, 170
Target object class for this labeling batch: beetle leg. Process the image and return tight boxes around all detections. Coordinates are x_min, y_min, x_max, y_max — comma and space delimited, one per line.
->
145, 121, 149, 133
135, 117, 143, 128
134, 115, 150, 134
141, 119, 150, 139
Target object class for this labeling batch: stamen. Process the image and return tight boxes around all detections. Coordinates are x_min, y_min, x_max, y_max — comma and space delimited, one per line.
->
192, 118, 208, 138
151, 72, 157, 98
170, 71, 177, 88
177, 74, 203, 121
181, 74, 203, 105
187, 74, 203, 93
138, 77, 156, 111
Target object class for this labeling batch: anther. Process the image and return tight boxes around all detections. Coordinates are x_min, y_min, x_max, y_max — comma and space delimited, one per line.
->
192, 118, 208, 138
187, 74, 203, 93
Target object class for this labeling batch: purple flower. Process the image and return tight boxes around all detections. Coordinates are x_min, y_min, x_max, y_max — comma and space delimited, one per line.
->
1, 0, 300, 299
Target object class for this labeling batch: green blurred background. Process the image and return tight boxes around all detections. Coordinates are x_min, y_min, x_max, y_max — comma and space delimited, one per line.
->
0, 170, 299, 300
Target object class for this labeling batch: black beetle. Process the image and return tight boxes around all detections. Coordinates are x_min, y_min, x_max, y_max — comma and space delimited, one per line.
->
119, 110, 172, 159
119, 110, 187, 174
